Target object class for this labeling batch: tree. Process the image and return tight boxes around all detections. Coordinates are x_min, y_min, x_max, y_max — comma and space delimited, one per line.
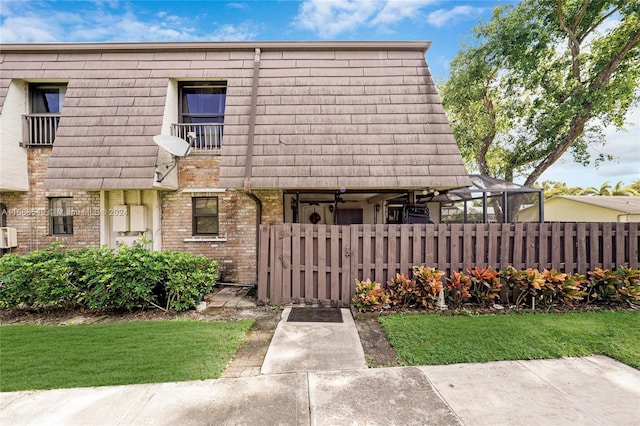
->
441, 0, 640, 190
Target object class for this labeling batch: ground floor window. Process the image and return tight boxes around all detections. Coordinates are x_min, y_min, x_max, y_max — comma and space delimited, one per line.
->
192, 197, 218, 235
50, 197, 73, 235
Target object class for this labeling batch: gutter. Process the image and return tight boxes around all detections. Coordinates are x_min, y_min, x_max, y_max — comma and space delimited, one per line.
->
244, 48, 262, 284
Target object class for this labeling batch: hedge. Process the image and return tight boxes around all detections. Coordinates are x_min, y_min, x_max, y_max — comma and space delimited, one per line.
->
0, 243, 220, 312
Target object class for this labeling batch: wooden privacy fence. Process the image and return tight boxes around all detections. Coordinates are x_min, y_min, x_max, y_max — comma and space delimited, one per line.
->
257, 222, 640, 306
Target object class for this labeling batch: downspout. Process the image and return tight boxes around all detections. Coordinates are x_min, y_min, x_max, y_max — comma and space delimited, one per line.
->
244, 48, 262, 283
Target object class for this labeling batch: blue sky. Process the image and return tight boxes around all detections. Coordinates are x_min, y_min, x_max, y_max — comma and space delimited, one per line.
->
1, 0, 638, 187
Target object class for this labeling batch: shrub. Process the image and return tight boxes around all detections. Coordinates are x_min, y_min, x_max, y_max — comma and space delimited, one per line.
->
352, 279, 389, 311
353, 265, 640, 312
387, 273, 416, 307
445, 270, 471, 308
412, 266, 445, 309
468, 266, 502, 306
0, 244, 219, 312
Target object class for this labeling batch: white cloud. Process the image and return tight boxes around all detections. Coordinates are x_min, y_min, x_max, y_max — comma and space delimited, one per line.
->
228, 3, 249, 10
0, 2, 257, 42
540, 105, 640, 187
370, 0, 436, 26
208, 23, 259, 41
294, 0, 380, 39
427, 6, 485, 28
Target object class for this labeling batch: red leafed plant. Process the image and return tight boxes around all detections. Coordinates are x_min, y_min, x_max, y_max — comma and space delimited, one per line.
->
412, 266, 445, 309
352, 279, 390, 312
445, 270, 471, 308
468, 266, 502, 306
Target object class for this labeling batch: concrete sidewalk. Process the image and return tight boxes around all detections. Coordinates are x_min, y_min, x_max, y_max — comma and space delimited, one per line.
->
2, 307, 639, 425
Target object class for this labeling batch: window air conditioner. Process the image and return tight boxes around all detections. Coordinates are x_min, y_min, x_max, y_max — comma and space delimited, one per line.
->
0, 227, 18, 248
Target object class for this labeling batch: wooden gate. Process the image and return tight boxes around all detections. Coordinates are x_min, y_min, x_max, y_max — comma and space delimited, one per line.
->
257, 222, 640, 305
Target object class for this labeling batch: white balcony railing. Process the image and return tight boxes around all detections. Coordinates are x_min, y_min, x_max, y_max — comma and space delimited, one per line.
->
22, 114, 60, 146
171, 123, 223, 152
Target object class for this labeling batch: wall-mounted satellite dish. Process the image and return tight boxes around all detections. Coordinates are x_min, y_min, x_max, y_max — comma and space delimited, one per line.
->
152, 135, 192, 182
153, 135, 192, 157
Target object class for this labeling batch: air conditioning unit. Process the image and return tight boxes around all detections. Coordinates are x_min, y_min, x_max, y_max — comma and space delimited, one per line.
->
0, 227, 18, 248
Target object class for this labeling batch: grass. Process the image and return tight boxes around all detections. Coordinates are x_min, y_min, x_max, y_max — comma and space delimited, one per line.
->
379, 310, 640, 369
0, 319, 253, 392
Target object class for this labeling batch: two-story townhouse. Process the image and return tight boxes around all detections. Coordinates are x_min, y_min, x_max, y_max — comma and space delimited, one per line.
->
0, 41, 471, 284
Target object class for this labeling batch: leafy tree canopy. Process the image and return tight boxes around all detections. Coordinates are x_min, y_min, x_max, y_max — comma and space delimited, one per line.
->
440, 0, 640, 187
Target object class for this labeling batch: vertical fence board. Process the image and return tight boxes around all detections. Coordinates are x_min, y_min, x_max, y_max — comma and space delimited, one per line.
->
388, 225, 398, 280
513, 223, 524, 269
475, 224, 486, 267
615, 222, 626, 267
412, 224, 424, 266
343, 226, 354, 304
630, 223, 639, 269
425, 224, 436, 266
551, 222, 561, 271
291, 224, 301, 301
487, 224, 499, 265
589, 223, 600, 269
602, 223, 613, 268
525, 223, 537, 269
500, 224, 511, 269
281, 224, 292, 302
362, 225, 372, 281
576, 223, 587, 273
374, 225, 385, 282
317, 226, 327, 301
257, 225, 270, 301
400, 225, 410, 276
539, 223, 549, 270
437, 224, 448, 273
272, 225, 284, 303
449, 224, 461, 272
304, 225, 314, 300
563, 223, 575, 273
330, 226, 340, 302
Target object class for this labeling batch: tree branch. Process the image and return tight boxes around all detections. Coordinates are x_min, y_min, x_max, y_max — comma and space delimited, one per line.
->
577, 7, 619, 43
556, 0, 582, 81
590, 26, 640, 90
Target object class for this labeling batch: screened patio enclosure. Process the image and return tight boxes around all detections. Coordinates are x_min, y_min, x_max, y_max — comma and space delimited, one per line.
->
427, 174, 544, 223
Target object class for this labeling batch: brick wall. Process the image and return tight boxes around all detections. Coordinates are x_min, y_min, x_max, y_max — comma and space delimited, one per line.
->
160, 154, 284, 285
0, 148, 100, 254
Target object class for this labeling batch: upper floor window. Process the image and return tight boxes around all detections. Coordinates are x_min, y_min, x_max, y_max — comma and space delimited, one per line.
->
24, 83, 67, 147
50, 197, 73, 235
31, 84, 66, 114
172, 82, 226, 152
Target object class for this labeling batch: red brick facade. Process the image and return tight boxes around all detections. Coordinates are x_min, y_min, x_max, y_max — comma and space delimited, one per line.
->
0, 148, 100, 254
1, 150, 281, 284
159, 154, 283, 284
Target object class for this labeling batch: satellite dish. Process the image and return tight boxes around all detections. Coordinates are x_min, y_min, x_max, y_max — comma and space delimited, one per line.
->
153, 135, 192, 157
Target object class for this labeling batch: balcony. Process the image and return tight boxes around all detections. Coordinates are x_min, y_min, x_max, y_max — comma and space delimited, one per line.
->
22, 114, 60, 147
171, 123, 223, 153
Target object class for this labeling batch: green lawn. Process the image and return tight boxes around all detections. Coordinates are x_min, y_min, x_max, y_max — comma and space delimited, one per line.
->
379, 310, 640, 369
0, 319, 253, 392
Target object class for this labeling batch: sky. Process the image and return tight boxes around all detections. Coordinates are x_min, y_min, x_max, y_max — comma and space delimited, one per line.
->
1, 0, 638, 188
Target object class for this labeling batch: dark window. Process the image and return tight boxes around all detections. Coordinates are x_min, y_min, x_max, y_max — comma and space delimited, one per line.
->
26, 84, 66, 146
192, 197, 218, 235
176, 82, 226, 150
30, 84, 66, 114
50, 197, 73, 235
180, 82, 226, 124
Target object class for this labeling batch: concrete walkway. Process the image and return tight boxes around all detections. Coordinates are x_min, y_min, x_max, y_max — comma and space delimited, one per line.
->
2, 307, 640, 425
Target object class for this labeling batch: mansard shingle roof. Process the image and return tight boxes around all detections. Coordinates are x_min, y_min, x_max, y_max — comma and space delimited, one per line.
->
0, 41, 470, 191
